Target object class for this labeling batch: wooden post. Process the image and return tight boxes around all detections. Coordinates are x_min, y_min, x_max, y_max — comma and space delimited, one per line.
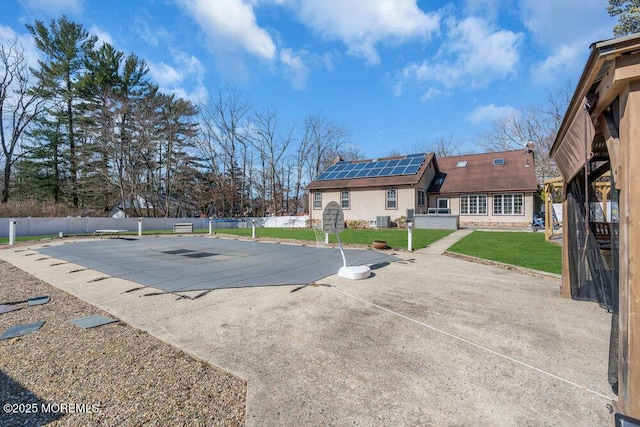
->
560, 197, 571, 298
616, 81, 640, 418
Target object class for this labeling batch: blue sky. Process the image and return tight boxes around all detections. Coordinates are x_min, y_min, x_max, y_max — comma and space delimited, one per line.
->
1, 0, 618, 158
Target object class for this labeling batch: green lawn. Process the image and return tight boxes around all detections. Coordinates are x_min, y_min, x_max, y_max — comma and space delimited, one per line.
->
0, 234, 61, 244
211, 227, 453, 249
0, 228, 452, 250
447, 231, 562, 274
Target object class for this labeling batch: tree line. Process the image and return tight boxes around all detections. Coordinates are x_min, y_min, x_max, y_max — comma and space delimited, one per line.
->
2, 6, 633, 218
0, 16, 359, 218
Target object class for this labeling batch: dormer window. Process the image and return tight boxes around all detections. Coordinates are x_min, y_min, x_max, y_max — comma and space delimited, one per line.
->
456, 161, 467, 168
493, 158, 505, 165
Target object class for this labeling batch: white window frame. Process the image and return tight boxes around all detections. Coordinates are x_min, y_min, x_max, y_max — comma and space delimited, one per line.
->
313, 192, 322, 210
460, 194, 487, 215
386, 188, 397, 210
341, 190, 350, 209
436, 197, 449, 210
493, 193, 524, 215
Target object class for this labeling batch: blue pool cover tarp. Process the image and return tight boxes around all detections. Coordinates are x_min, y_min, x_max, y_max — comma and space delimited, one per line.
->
36, 236, 398, 292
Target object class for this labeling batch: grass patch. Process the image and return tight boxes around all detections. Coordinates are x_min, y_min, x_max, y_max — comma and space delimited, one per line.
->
0, 234, 64, 244
211, 227, 453, 249
1, 227, 453, 250
447, 231, 562, 274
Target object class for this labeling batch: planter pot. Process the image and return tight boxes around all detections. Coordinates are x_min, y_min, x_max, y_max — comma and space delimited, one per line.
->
372, 240, 388, 250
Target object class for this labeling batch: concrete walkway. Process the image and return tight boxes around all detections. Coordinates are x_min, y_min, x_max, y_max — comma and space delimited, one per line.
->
0, 236, 616, 426
415, 228, 475, 254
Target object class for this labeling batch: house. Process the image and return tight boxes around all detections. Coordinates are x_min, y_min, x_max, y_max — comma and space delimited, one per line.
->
428, 150, 538, 227
306, 152, 437, 227
306, 149, 538, 228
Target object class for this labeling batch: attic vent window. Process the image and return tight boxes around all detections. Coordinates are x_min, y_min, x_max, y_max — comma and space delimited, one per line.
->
456, 161, 468, 168
493, 158, 505, 165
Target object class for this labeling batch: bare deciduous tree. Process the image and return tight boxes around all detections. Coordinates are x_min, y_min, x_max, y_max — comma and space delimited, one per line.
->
0, 38, 44, 203
475, 85, 571, 183
302, 113, 350, 181
249, 106, 294, 215
198, 87, 251, 217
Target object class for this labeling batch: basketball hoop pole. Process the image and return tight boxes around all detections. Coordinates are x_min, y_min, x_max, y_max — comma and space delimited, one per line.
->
322, 201, 370, 279
330, 211, 347, 268
335, 230, 347, 268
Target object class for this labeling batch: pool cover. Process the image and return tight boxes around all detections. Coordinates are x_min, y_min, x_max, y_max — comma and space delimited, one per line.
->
36, 236, 398, 292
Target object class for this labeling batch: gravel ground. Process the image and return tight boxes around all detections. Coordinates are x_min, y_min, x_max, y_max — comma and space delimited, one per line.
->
0, 260, 246, 426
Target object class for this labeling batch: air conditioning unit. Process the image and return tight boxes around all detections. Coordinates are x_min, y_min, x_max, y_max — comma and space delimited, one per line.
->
376, 216, 391, 228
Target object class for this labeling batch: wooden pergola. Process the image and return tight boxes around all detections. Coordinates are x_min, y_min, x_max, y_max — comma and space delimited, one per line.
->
543, 175, 611, 243
543, 176, 563, 242
550, 33, 640, 420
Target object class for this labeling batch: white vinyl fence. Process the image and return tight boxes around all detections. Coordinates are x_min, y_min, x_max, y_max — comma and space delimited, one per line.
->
0, 215, 310, 238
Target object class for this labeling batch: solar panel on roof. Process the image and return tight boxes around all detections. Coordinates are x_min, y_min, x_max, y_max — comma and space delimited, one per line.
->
380, 167, 394, 175
404, 165, 420, 174
314, 153, 426, 180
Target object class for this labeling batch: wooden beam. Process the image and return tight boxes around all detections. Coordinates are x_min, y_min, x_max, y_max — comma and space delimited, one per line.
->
594, 55, 640, 119
616, 81, 640, 418
601, 111, 623, 190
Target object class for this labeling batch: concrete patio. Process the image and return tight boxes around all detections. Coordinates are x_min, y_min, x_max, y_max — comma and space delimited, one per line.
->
0, 236, 616, 425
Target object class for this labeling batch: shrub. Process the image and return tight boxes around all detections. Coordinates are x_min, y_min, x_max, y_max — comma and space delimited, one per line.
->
0, 201, 80, 217
345, 220, 369, 229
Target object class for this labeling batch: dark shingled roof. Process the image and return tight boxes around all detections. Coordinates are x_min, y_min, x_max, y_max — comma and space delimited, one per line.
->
428, 150, 538, 194
306, 153, 435, 190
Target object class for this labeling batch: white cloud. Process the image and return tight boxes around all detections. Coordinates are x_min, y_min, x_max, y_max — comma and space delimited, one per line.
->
135, 21, 174, 48
463, 0, 504, 21
89, 25, 114, 48
530, 45, 581, 85
393, 17, 522, 98
167, 85, 210, 105
177, 0, 276, 60
149, 62, 183, 86
519, 0, 614, 48
520, 0, 617, 82
468, 104, 518, 124
149, 50, 208, 104
21, 0, 83, 15
279, 48, 310, 90
284, 0, 440, 65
